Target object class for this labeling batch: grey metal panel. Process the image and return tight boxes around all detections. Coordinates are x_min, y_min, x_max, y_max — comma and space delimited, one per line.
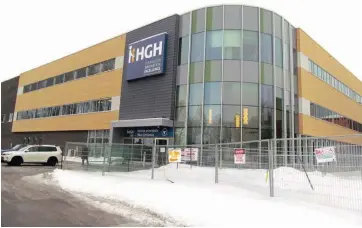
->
111, 118, 174, 128
119, 15, 179, 121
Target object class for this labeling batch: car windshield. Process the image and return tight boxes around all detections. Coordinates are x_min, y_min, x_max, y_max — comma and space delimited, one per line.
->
11, 144, 25, 150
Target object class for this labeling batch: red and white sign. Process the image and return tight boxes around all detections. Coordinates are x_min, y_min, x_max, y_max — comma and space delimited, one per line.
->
234, 149, 246, 164
181, 148, 199, 161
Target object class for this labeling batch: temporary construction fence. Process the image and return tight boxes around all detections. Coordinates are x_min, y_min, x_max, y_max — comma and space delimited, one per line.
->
62, 134, 362, 212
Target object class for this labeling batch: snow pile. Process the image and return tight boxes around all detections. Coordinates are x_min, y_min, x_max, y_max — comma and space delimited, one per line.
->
65, 156, 125, 164
45, 164, 362, 227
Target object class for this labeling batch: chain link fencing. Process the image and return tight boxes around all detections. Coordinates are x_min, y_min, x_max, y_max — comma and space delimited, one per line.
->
61, 134, 362, 212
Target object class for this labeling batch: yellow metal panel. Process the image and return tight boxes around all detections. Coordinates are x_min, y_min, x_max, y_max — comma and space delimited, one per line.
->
19, 35, 126, 86
297, 29, 362, 95
15, 69, 122, 111
300, 68, 362, 123
299, 114, 362, 145
12, 111, 118, 132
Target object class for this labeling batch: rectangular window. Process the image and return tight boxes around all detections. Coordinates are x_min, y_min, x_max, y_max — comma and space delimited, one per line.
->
29, 82, 38, 91
55, 74, 64, 85
75, 67, 87, 79
223, 30, 241, 60
64, 71, 75, 82
178, 36, 190, 65
23, 85, 31, 93
45, 77, 55, 87
8, 113, 13, 122
37, 80, 47, 89
88, 63, 101, 76
101, 59, 115, 72
1, 114, 6, 123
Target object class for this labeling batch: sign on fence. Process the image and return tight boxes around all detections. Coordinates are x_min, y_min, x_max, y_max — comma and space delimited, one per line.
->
168, 148, 181, 163
181, 148, 198, 162
314, 146, 337, 163
234, 149, 246, 164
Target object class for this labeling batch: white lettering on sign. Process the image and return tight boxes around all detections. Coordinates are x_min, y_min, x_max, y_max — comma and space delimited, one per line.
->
128, 41, 163, 63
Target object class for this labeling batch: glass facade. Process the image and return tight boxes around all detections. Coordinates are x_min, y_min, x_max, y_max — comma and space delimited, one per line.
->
176, 5, 296, 145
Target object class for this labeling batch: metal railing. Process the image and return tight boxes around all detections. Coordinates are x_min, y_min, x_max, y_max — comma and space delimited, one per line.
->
62, 134, 362, 212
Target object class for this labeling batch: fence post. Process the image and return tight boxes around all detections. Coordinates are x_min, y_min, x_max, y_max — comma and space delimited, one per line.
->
215, 144, 219, 184
268, 139, 274, 197
62, 142, 69, 170
219, 147, 223, 169
151, 142, 156, 179
101, 143, 107, 176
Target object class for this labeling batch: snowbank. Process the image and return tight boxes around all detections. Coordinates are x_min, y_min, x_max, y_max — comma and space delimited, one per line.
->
44, 164, 362, 227
65, 156, 125, 164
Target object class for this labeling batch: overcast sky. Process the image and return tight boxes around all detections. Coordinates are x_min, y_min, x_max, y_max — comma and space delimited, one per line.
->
0, 0, 361, 82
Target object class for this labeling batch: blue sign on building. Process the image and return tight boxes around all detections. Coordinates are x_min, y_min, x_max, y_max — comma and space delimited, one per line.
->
125, 33, 168, 81
124, 127, 174, 138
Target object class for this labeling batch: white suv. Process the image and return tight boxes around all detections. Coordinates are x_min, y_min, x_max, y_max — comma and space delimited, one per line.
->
2, 145, 62, 166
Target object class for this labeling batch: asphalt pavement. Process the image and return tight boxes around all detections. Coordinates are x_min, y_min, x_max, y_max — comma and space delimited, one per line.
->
1, 163, 141, 227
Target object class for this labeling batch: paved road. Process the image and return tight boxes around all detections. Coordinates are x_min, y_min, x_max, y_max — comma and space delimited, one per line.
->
1, 163, 141, 227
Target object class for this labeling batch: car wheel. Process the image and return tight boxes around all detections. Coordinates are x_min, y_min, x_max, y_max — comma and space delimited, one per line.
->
10, 157, 23, 166
47, 157, 58, 166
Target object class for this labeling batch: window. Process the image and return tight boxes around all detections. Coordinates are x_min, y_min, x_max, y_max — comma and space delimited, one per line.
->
55, 74, 64, 85
64, 71, 75, 82
261, 33, 272, 64
243, 6, 258, 31
76, 67, 87, 79
1, 114, 6, 123
23, 85, 31, 93
260, 9, 272, 34
284, 42, 290, 70
224, 30, 241, 60
203, 126, 220, 144
224, 5, 242, 29
223, 82, 241, 105
242, 106, 259, 128
28, 146, 41, 152
261, 85, 274, 108
8, 113, 13, 122
275, 38, 283, 67
177, 65, 188, 85
204, 82, 221, 104
37, 80, 47, 89
276, 88, 283, 110
29, 82, 38, 91
223, 60, 241, 81
175, 128, 186, 145
191, 33, 205, 62
88, 63, 101, 76
175, 107, 186, 127
189, 83, 203, 105
101, 59, 115, 72
204, 61, 222, 82
191, 9, 205, 33
39, 146, 57, 152
45, 77, 55, 87
243, 128, 259, 141
176, 85, 187, 106
222, 105, 241, 127
260, 63, 273, 85
206, 6, 223, 30
188, 106, 202, 126
179, 13, 190, 37
274, 14, 282, 39
275, 67, 283, 88
243, 31, 258, 61
242, 83, 259, 106
203, 105, 221, 126
178, 36, 190, 65
261, 107, 273, 129
243, 61, 259, 83
222, 127, 241, 143
187, 127, 201, 144
206, 31, 223, 60
189, 62, 203, 83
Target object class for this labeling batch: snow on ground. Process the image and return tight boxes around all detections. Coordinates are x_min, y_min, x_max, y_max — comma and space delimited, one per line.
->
64, 156, 124, 164
37, 164, 362, 227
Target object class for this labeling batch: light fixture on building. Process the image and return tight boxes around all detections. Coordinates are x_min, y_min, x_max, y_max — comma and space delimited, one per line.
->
243, 108, 249, 125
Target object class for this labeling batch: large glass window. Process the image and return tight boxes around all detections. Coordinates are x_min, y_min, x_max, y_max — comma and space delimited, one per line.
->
261, 33, 272, 64
55, 74, 64, 85
188, 106, 202, 126
175, 107, 186, 127
260, 63, 273, 85
243, 6, 258, 31
275, 38, 283, 67
204, 61, 222, 82
260, 9, 272, 34
261, 85, 274, 108
189, 83, 203, 105
175, 128, 186, 145
203, 127, 220, 144
222, 127, 241, 143
179, 13, 190, 37
206, 31, 223, 60
64, 72, 75, 82
222, 105, 241, 127
242, 128, 259, 141
191, 9, 205, 33
242, 106, 258, 128
224, 30, 241, 59
243, 61, 259, 83
176, 85, 187, 106
76, 67, 87, 79
242, 83, 259, 106
45, 77, 54, 87
276, 87, 283, 110
88, 63, 101, 76
224, 5, 242, 29
275, 67, 283, 88
276, 110, 283, 138
191, 33, 204, 62
187, 127, 201, 144
274, 14, 282, 39
224, 60, 241, 81
206, 6, 223, 30
178, 36, 189, 65
223, 82, 241, 105
204, 82, 221, 104
176, 65, 188, 85
243, 31, 258, 61
284, 42, 290, 70
189, 62, 203, 83
261, 107, 273, 129
203, 105, 221, 126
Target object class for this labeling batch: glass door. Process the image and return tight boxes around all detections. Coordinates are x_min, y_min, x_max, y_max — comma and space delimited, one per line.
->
155, 138, 168, 166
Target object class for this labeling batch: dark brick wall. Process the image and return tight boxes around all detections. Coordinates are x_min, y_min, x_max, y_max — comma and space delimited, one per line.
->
119, 15, 179, 121
1, 76, 19, 148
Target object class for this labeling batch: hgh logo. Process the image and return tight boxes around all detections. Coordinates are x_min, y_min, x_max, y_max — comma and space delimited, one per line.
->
128, 41, 163, 63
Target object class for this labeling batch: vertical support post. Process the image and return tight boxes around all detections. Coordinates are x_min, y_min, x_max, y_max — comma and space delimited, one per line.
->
62, 142, 69, 170
215, 145, 219, 184
102, 142, 107, 176
151, 142, 156, 179
219, 146, 223, 169
268, 140, 275, 197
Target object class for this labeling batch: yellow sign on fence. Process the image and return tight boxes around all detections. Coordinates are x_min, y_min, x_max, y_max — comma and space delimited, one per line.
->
168, 148, 181, 163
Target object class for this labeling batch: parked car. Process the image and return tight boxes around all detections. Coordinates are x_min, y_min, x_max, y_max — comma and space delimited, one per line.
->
1, 145, 62, 166
1, 144, 28, 154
